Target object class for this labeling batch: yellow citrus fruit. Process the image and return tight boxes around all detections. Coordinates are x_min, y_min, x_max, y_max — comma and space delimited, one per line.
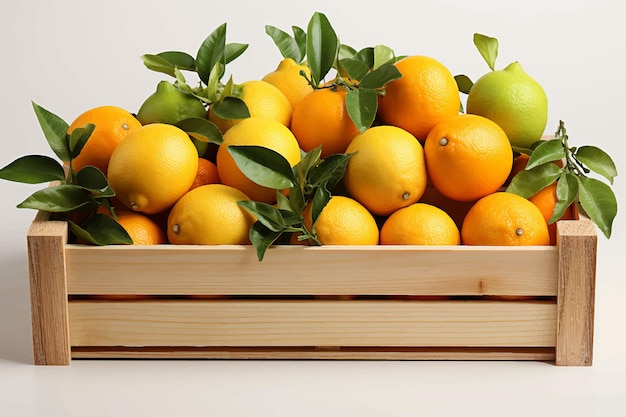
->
291, 86, 360, 157
208, 80, 292, 133
107, 123, 198, 214
344, 125, 427, 216
528, 181, 574, 245
115, 212, 167, 245
167, 184, 255, 245
418, 185, 476, 230
262, 58, 314, 110
424, 114, 513, 202
136, 81, 207, 125
380, 203, 460, 245
67, 105, 142, 174
216, 117, 301, 204
461, 192, 550, 246
466, 61, 548, 148
377, 55, 460, 141
303, 196, 379, 245
189, 158, 220, 190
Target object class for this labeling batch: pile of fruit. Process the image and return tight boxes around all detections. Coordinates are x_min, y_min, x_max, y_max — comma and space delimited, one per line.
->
0, 12, 618, 260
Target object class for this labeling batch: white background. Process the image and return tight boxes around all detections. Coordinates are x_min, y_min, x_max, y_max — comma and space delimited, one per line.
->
1, 1, 625, 416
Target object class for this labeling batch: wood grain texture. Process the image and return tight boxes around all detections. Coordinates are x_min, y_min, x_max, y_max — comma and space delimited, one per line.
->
555, 220, 597, 366
65, 245, 558, 296
27, 211, 71, 365
68, 299, 557, 348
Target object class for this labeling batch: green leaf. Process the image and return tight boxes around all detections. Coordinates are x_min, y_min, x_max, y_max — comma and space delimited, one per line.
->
359, 63, 402, 89
373, 45, 395, 70
550, 172, 579, 224
68, 214, 133, 245
577, 176, 617, 239
526, 139, 566, 170
0, 155, 65, 184
249, 221, 283, 261
338, 44, 357, 60
308, 152, 354, 192
306, 12, 339, 86
76, 166, 114, 197
454, 74, 473, 94
141, 54, 177, 77
292, 26, 307, 62
311, 184, 331, 227
506, 163, 562, 198
68, 123, 95, 159
17, 184, 95, 212
473, 33, 498, 71
265, 25, 302, 62
196, 23, 227, 84
31, 102, 70, 161
296, 146, 323, 185
238, 200, 286, 232
275, 191, 293, 211
212, 96, 250, 120
224, 42, 249, 65
288, 184, 306, 214
228, 145, 295, 189
157, 51, 196, 71
345, 89, 378, 133
575, 145, 618, 185
353, 47, 375, 67
175, 117, 223, 145
339, 58, 370, 81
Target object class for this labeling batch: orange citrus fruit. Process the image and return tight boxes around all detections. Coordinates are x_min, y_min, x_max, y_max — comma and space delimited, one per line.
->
418, 185, 476, 230
262, 58, 314, 110
208, 80, 292, 133
344, 125, 427, 216
424, 114, 513, 202
107, 123, 199, 214
115, 212, 167, 245
167, 184, 256, 245
216, 117, 301, 204
67, 105, 142, 174
528, 181, 574, 245
290, 86, 360, 157
461, 192, 550, 246
303, 196, 379, 245
377, 55, 460, 141
380, 203, 460, 245
189, 158, 220, 190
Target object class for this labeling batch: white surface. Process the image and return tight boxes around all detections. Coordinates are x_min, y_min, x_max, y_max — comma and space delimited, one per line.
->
1, 1, 625, 415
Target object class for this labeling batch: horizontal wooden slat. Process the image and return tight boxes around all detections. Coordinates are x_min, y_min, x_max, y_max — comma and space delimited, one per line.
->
69, 299, 557, 348
71, 346, 555, 361
65, 245, 558, 296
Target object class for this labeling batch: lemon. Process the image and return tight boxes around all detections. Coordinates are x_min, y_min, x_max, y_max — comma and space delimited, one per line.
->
466, 61, 548, 149
262, 58, 314, 110
107, 123, 198, 214
167, 184, 256, 245
136, 81, 207, 125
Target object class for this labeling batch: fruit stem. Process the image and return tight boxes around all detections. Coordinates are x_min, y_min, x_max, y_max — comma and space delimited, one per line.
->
558, 120, 585, 177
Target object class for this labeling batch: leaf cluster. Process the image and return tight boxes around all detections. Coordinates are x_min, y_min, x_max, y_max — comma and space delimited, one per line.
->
506, 121, 618, 239
0, 103, 132, 245
227, 145, 353, 261
265, 12, 402, 133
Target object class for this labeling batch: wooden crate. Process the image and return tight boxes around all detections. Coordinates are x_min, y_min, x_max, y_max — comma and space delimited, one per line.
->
27, 210, 597, 366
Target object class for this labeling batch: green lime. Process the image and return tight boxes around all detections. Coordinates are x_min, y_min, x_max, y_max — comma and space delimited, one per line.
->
136, 81, 207, 126
466, 61, 548, 149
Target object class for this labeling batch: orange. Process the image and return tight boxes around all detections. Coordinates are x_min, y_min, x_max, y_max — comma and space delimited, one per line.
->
167, 184, 255, 245
115, 212, 167, 245
107, 123, 199, 214
262, 58, 314, 110
216, 117, 301, 204
377, 55, 460, 141
418, 185, 476, 230
506, 152, 564, 185
67, 105, 142, 174
461, 192, 550, 246
344, 125, 427, 216
380, 203, 460, 245
189, 158, 220, 190
424, 114, 513, 202
290, 86, 360, 157
528, 182, 574, 245
303, 196, 379, 245
208, 80, 292, 133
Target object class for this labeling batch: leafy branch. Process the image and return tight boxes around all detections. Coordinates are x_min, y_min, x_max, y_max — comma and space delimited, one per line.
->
506, 120, 618, 238
227, 145, 353, 260
0, 102, 132, 245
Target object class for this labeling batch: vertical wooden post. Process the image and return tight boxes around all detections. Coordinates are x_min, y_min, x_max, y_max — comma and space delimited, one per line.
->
555, 219, 597, 366
27, 211, 71, 365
